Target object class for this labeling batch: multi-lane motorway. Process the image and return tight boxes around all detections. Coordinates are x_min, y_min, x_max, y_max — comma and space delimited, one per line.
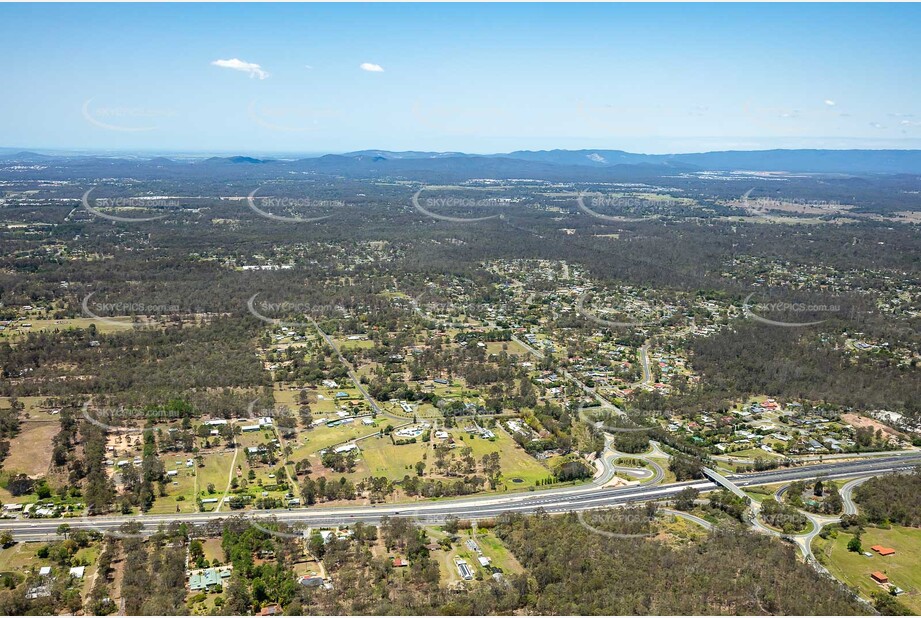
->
2, 453, 917, 542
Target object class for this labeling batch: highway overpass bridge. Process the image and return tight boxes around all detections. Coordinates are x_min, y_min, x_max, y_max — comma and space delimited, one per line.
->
702, 466, 751, 502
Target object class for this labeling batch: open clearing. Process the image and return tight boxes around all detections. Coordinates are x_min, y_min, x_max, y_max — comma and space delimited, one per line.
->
3, 420, 59, 477
813, 526, 921, 613
454, 429, 550, 489
359, 437, 429, 481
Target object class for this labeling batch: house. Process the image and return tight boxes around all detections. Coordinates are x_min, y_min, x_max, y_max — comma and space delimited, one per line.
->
25, 584, 51, 599
69, 566, 86, 579
257, 604, 282, 616
395, 426, 424, 439
391, 557, 409, 568
871, 545, 896, 556
298, 576, 325, 588
455, 559, 473, 581
189, 566, 233, 591
38, 566, 51, 577
871, 571, 889, 584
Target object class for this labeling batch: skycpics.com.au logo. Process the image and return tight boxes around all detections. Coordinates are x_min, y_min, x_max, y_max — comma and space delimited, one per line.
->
576, 291, 657, 329
576, 508, 658, 539
81, 292, 181, 328
576, 192, 655, 222
742, 293, 839, 328
246, 293, 346, 329
408, 289, 493, 322
246, 188, 338, 223
81, 401, 183, 434
739, 188, 850, 222
575, 401, 657, 434
81, 187, 175, 223
411, 186, 506, 223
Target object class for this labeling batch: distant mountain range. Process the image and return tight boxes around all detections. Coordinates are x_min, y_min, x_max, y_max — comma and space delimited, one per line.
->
343, 148, 921, 175
3, 147, 921, 175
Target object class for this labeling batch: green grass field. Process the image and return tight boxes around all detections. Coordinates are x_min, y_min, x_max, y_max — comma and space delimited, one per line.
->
311, 387, 365, 415
286, 418, 383, 461
0, 396, 52, 416
813, 526, 921, 613
272, 386, 301, 407
472, 529, 524, 575
358, 436, 429, 481
744, 486, 775, 503
333, 338, 374, 350
484, 340, 529, 356
454, 429, 550, 488
0, 542, 43, 571
196, 452, 237, 508
150, 457, 198, 514
727, 447, 784, 460
430, 526, 523, 585
1, 317, 138, 339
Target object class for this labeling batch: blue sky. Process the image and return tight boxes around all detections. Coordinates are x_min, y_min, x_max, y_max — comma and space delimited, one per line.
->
2, 3, 920, 155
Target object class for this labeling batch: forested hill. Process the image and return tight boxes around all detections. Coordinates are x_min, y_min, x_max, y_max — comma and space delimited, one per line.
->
486, 511, 867, 616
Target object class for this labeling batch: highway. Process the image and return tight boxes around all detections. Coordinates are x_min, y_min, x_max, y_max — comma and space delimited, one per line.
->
2, 453, 917, 542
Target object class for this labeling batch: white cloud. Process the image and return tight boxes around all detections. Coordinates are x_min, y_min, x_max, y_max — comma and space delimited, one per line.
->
360, 62, 384, 73
824, 99, 836, 107
211, 58, 269, 80
869, 122, 885, 129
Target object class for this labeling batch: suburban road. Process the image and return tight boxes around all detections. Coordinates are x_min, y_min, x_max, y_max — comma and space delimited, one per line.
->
510, 333, 623, 415
637, 343, 653, 387
309, 317, 389, 419
3, 454, 917, 542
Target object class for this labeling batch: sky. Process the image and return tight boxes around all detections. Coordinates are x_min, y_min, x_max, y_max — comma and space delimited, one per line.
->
2, 2, 921, 155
